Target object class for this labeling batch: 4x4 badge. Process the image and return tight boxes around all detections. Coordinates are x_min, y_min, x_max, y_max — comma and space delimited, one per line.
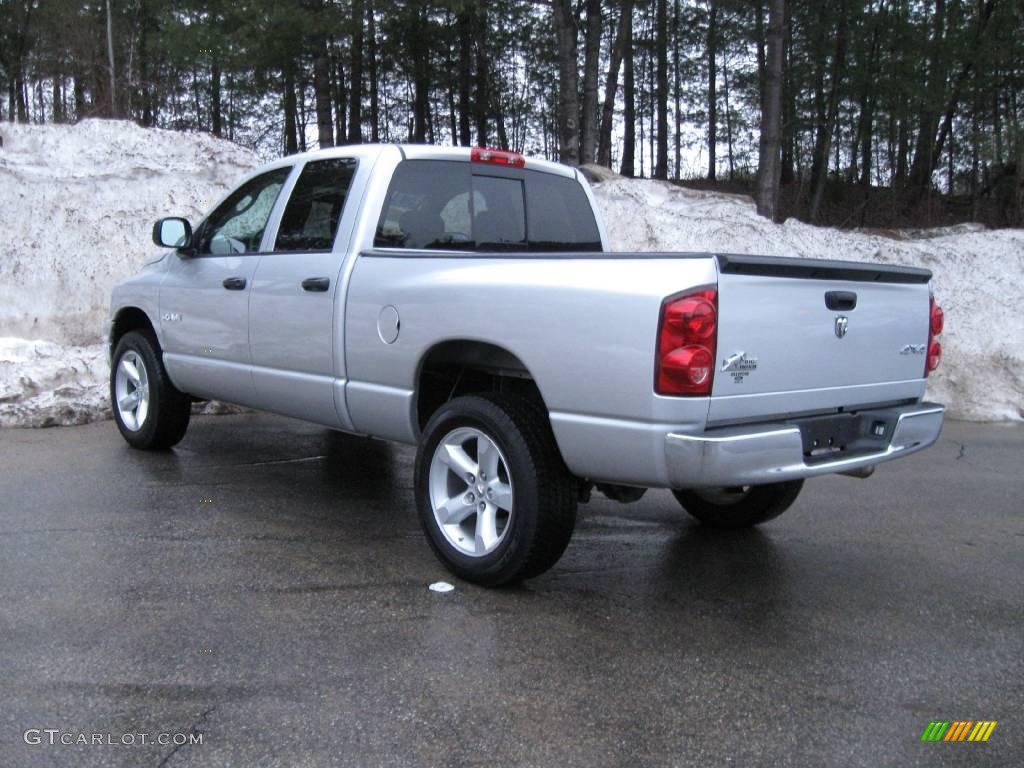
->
835, 316, 849, 338
721, 352, 758, 384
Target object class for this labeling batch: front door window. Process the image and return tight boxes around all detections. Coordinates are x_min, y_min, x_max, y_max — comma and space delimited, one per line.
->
196, 167, 291, 255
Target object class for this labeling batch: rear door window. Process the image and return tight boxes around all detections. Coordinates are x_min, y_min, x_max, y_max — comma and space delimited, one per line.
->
274, 157, 358, 252
374, 161, 473, 250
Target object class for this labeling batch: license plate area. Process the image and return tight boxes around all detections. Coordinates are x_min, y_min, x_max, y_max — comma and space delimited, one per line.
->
792, 411, 895, 464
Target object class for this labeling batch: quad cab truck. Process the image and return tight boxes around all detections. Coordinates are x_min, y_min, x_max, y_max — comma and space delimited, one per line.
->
108, 145, 946, 585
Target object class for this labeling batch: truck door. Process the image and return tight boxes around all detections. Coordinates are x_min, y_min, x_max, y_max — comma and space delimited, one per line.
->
159, 165, 292, 406
248, 157, 362, 427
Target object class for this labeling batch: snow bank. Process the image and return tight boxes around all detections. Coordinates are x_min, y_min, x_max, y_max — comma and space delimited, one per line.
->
0, 338, 108, 427
0, 119, 260, 344
0, 121, 1020, 425
0, 120, 260, 427
593, 179, 1024, 422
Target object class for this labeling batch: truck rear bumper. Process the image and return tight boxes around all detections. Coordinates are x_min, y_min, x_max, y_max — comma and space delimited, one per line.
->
664, 402, 944, 488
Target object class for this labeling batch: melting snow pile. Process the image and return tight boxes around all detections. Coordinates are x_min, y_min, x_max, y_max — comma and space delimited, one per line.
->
0, 338, 108, 427
0, 121, 1021, 426
593, 179, 1024, 422
0, 119, 260, 426
0, 119, 259, 343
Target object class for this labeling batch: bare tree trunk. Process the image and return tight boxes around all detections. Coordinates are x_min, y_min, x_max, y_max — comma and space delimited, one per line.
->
494, 90, 510, 150
73, 76, 85, 121
808, 4, 849, 223
20, 79, 29, 122
654, 0, 668, 179
780, 0, 795, 184
620, 5, 636, 176
192, 64, 201, 127
673, 0, 681, 177
756, 0, 785, 221
227, 72, 234, 140
457, 7, 472, 146
349, 0, 364, 143
411, 6, 430, 143
856, 2, 884, 187
52, 79, 64, 123
446, 77, 457, 143
907, 0, 946, 189
106, 0, 117, 117
707, 1, 718, 181
211, 55, 222, 137
333, 53, 347, 145
474, 4, 489, 147
923, 0, 996, 184
648, 29, 654, 176
368, 0, 379, 142
313, 38, 333, 148
580, 0, 602, 164
296, 72, 308, 152
138, 16, 152, 127
599, 0, 632, 168
553, 0, 580, 165
992, 90, 1002, 165
755, 0, 766, 111
723, 55, 734, 180
284, 65, 299, 155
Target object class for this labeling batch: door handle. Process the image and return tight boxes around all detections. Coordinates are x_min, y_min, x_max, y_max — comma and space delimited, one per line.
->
302, 277, 331, 292
825, 290, 857, 311
222, 276, 247, 290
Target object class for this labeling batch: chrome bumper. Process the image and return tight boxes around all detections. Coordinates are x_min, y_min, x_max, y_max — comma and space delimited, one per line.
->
664, 402, 945, 488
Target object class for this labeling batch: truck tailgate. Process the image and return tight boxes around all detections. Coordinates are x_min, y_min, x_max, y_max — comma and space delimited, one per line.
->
709, 254, 932, 424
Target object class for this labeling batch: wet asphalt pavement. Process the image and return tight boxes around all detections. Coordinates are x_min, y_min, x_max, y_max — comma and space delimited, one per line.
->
0, 414, 1021, 768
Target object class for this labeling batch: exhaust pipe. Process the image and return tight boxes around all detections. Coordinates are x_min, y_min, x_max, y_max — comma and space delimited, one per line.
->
838, 465, 875, 479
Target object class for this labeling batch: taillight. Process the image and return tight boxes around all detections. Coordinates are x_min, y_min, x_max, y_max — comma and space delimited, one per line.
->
656, 288, 717, 396
925, 294, 943, 376
471, 147, 526, 168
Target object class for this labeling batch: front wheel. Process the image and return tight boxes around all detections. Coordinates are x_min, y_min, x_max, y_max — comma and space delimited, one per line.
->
672, 480, 804, 529
414, 393, 577, 586
110, 330, 191, 450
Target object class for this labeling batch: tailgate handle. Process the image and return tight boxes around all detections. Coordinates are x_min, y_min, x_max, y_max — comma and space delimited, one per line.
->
825, 291, 857, 311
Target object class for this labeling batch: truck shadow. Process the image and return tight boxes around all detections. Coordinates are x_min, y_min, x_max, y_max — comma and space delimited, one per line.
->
320, 430, 399, 499
659, 524, 790, 600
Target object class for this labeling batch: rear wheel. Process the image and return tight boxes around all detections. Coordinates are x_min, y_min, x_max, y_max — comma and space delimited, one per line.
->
672, 480, 804, 529
415, 393, 577, 586
110, 330, 191, 450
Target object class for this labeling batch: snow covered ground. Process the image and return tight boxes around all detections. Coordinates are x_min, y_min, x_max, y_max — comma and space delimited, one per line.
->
0, 120, 1021, 426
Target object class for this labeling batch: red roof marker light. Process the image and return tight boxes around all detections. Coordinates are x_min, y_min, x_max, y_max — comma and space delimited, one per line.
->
471, 147, 526, 168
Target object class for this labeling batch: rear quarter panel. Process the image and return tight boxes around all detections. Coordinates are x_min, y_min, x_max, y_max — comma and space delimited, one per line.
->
343, 253, 717, 483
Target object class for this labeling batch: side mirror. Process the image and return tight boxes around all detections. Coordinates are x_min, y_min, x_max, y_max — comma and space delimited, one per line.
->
153, 217, 193, 250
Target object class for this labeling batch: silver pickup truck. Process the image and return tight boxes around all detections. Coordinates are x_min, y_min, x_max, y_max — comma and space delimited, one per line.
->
108, 144, 945, 585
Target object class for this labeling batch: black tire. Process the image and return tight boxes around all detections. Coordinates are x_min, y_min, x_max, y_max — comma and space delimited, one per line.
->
672, 480, 804, 529
110, 330, 191, 450
414, 393, 577, 586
